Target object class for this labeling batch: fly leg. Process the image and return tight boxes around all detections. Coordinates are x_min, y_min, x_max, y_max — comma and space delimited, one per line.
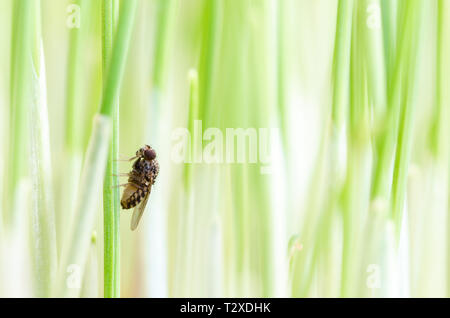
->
114, 155, 138, 162
112, 181, 144, 190
111, 183, 129, 188
112, 173, 130, 177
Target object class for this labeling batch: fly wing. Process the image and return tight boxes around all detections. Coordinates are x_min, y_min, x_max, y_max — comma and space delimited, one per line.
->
130, 185, 151, 230
121, 183, 138, 209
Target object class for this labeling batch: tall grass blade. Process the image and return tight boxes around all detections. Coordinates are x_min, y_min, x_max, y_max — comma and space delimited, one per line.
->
102, 0, 121, 299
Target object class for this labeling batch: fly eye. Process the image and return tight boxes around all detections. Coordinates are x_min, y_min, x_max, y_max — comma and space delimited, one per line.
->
144, 149, 156, 160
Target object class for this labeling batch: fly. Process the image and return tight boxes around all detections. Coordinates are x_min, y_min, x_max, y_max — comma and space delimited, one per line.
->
118, 145, 159, 230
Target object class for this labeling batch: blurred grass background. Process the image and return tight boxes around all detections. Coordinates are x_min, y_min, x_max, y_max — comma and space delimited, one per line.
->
0, 0, 449, 297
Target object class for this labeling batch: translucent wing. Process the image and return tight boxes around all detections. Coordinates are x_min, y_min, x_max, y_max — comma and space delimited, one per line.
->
121, 183, 138, 209
130, 186, 151, 230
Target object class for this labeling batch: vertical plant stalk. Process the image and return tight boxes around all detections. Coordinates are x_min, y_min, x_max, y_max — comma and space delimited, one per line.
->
152, 0, 177, 89
184, 70, 199, 187
6, 0, 34, 225
99, 1, 137, 117
288, 1, 353, 294
198, 0, 221, 124
429, 0, 446, 158
380, 0, 398, 81
144, 0, 177, 297
55, 0, 137, 297
371, 2, 414, 202
364, 0, 387, 121
60, 0, 95, 254
178, 70, 199, 295
315, 0, 353, 298
176, 0, 222, 295
80, 232, 99, 297
65, 0, 81, 154
29, 1, 58, 297
289, 130, 334, 297
437, 0, 450, 297
102, 0, 120, 298
331, 0, 354, 129
391, 0, 425, 234
290, 0, 354, 298
358, 0, 389, 298
65, 0, 93, 154
276, 0, 288, 149
341, 2, 372, 296
55, 115, 111, 297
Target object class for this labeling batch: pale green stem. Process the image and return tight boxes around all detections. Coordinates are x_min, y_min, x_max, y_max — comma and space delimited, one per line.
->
65, 0, 92, 154
428, 0, 446, 157
102, 0, 121, 298
28, 1, 58, 297
380, 0, 398, 81
184, 69, 199, 187
179, 70, 199, 295
152, 0, 177, 89
81, 233, 99, 297
276, 0, 288, 149
6, 0, 34, 224
290, 124, 332, 296
99, 1, 137, 117
59, 0, 95, 253
364, 0, 387, 121
391, 0, 425, 234
55, 115, 111, 297
341, 3, 371, 296
371, 2, 414, 201
331, 0, 354, 129
199, 0, 221, 124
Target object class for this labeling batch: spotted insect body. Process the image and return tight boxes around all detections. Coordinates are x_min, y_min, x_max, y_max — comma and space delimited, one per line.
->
121, 186, 148, 209
119, 145, 159, 230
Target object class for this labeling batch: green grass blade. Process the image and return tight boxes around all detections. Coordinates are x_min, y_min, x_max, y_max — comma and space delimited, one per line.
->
391, 0, 425, 235
99, 0, 138, 117
6, 0, 34, 225
102, 0, 121, 298
29, 32, 58, 297
331, 0, 354, 129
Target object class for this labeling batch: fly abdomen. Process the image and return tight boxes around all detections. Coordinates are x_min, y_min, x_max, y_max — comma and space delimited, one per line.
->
121, 185, 148, 209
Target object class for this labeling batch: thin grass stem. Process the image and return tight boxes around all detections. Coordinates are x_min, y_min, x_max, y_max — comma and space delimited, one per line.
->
102, 0, 121, 299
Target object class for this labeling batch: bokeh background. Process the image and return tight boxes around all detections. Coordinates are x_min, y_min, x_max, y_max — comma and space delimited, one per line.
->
0, 0, 449, 297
